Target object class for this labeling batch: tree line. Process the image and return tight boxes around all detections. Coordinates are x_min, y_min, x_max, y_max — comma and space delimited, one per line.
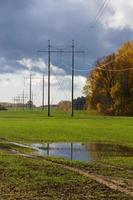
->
58, 96, 86, 111
84, 41, 133, 116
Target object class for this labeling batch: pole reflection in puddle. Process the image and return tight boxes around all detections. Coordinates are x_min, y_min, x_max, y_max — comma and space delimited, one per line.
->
31, 142, 133, 161
46, 143, 74, 160
47, 143, 49, 156
70, 143, 73, 160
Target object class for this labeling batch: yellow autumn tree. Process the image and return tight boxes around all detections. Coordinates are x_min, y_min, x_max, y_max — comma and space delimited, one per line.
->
84, 41, 133, 116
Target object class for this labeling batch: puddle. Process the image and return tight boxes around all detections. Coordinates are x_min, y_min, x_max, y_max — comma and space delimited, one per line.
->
31, 143, 133, 162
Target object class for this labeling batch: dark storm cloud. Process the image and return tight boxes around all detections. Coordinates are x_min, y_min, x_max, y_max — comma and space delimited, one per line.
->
0, 0, 132, 74
106, 28, 133, 49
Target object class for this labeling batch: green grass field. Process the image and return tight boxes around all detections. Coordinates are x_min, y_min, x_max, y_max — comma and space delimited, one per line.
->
0, 153, 131, 200
0, 109, 133, 147
0, 109, 133, 199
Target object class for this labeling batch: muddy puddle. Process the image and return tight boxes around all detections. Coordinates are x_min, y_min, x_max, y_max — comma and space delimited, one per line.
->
31, 143, 133, 161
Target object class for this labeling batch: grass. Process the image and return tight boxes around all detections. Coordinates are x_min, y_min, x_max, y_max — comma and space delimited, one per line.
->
0, 109, 133, 199
102, 156, 133, 170
0, 142, 33, 154
0, 109, 133, 147
0, 153, 131, 200
45, 156, 133, 179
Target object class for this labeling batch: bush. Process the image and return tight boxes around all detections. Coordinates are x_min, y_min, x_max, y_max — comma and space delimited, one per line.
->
0, 105, 7, 111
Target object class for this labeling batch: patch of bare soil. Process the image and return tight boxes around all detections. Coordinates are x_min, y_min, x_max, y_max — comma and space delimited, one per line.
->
49, 161, 133, 197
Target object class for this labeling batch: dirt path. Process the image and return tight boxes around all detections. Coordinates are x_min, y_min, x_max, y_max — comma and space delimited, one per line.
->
20, 152, 133, 198
1, 142, 133, 198
51, 161, 133, 197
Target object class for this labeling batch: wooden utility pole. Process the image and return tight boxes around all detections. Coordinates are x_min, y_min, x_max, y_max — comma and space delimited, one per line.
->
22, 90, 25, 110
25, 75, 47, 111
38, 40, 52, 116
29, 71, 32, 110
48, 40, 51, 116
42, 73, 45, 110
71, 40, 75, 117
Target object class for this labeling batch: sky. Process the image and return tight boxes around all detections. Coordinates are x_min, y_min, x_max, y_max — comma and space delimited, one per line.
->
0, 0, 133, 105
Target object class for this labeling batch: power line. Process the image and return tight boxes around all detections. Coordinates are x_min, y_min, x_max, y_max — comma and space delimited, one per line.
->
62, 50, 133, 72
34, 1, 111, 76
92, 0, 108, 24
91, 0, 111, 27
38, 40, 84, 117
98, 67, 133, 72
57, 0, 111, 48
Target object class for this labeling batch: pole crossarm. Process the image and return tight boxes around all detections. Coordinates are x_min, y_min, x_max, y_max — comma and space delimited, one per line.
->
38, 50, 84, 53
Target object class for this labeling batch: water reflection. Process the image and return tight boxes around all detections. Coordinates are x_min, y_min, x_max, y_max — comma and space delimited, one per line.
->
31, 143, 133, 162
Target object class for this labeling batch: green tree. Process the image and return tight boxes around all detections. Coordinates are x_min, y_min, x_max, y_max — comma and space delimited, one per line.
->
74, 96, 86, 110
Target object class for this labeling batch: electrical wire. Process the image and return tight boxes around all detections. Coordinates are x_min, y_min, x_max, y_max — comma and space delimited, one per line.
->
98, 66, 133, 72
93, 0, 108, 21
52, 51, 71, 100
61, 0, 111, 46
51, 70, 71, 100
91, 0, 111, 27
63, 61, 133, 72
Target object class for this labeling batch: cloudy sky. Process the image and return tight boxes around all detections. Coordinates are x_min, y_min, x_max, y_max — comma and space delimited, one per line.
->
0, 0, 133, 105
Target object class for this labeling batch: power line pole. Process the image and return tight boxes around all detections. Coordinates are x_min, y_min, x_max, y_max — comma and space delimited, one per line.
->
22, 90, 25, 110
25, 72, 33, 110
71, 40, 75, 117
48, 40, 51, 116
25, 76, 47, 111
71, 40, 84, 117
38, 40, 51, 116
42, 73, 45, 110
21, 91, 28, 110
29, 71, 32, 110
